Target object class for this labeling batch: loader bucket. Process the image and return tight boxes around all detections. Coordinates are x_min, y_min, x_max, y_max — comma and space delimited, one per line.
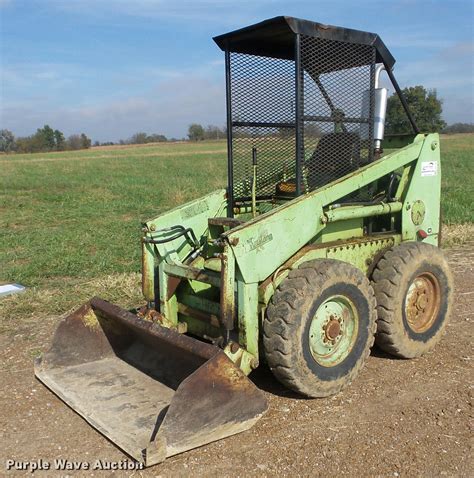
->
34, 297, 268, 466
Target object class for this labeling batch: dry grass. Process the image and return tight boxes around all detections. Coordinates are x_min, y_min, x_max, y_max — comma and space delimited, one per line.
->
91, 141, 187, 151
441, 223, 474, 248
0, 149, 227, 165
0, 273, 142, 334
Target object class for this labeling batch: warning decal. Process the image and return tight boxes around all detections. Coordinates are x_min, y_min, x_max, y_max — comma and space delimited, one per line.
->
421, 161, 438, 177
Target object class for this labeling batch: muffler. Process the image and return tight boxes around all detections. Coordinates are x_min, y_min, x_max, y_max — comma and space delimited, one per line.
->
34, 297, 268, 466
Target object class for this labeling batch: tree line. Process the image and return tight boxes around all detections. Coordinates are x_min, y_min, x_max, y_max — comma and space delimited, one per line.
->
1, 86, 472, 153
187, 124, 226, 141
0, 125, 91, 153
442, 123, 474, 134
95, 125, 226, 146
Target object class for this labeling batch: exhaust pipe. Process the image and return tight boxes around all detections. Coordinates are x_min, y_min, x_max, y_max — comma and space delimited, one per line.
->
360, 64, 389, 153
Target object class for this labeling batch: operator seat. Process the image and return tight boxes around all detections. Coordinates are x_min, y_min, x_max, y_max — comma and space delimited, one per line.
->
306, 131, 361, 189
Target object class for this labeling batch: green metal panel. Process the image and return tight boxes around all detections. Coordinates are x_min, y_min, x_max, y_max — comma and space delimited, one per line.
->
317, 218, 363, 243
142, 241, 155, 302
142, 189, 227, 304
258, 234, 401, 306
237, 281, 259, 359
220, 245, 236, 333
179, 293, 221, 317
145, 189, 227, 262
401, 133, 441, 245
158, 262, 178, 325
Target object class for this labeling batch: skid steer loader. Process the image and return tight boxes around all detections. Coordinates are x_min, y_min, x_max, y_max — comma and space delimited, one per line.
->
35, 16, 453, 466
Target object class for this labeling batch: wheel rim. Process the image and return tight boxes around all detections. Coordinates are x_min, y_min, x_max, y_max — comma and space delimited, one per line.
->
308, 295, 359, 367
405, 272, 441, 333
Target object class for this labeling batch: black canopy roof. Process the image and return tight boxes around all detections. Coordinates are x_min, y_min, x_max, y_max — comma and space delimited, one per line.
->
213, 16, 395, 69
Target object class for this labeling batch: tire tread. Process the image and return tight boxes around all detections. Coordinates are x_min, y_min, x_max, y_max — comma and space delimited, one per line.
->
264, 259, 376, 397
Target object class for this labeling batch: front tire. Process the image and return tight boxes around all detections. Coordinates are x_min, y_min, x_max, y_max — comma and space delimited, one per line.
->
371, 242, 454, 358
263, 259, 377, 398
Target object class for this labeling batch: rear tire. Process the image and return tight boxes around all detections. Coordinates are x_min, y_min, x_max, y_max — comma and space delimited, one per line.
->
371, 242, 453, 358
263, 259, 376, 398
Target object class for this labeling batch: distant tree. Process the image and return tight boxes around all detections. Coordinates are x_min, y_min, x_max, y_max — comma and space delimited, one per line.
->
35, 125, 56, 151
130, 132, 148, 144
93, 140, 100, 147
147, 133, 168, 143
386, 86, 446, 134
443, 123, 474, 134
17, 125, 66, 152
0, 129, 16, 152
188, 123, 205, 141
15, 137, 29, 153
54, 129, 66, 150
80, 133, 91, 149
28, 133, 46, 152
204, 125, 226, 140
7, 126, 88, 153
67, 134, 83, 150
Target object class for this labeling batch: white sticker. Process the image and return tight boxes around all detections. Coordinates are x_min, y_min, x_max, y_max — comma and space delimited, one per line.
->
421, 161, 438, 177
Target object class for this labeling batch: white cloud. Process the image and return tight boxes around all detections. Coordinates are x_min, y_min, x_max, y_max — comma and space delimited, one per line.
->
1, 62, 92, 91
379, 41, 474, 123
2, 73, 225, 141
2, 4, 472, 137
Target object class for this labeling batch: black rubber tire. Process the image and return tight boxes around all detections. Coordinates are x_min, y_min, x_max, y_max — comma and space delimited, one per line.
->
371, 242, 454, 358
263, 259, 377, 398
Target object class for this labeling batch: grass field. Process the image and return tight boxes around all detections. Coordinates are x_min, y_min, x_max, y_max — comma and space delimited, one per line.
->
0, 134, 472, 325
0, 141, 227, 286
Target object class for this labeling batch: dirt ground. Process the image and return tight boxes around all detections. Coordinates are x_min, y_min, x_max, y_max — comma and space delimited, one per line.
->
1, 244, 472, 477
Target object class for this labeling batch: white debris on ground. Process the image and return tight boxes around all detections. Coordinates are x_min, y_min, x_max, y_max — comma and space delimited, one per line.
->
0, 284, 26, 298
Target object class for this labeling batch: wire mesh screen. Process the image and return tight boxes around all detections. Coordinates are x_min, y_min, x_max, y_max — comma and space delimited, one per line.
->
300, 35, 376, 197
230, 52, 296, 201
228, 35, 376, 205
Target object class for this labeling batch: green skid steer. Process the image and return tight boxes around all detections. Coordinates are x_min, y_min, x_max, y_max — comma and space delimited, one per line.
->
35, 16, 453, 466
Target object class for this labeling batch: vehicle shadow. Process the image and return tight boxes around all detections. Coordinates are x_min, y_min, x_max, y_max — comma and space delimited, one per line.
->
249, 364, 309, 399
249, 344, 398, 398
370, 344, 401, 360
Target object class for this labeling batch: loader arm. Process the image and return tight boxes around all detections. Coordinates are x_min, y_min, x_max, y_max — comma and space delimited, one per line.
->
223, 134, 434, 283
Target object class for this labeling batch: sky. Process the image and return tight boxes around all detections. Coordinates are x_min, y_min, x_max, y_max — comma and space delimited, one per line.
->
1, 0, 473, 142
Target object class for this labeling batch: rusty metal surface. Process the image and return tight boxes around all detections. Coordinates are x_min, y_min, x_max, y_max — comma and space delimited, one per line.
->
89, 297, 216, 362
35, 298, 268, 466
145, 351, 268, 465
208, 217, 244, 228
405, 272, 441, 333
219, 251, 235, 331
177, 302, 221, 328
164, 263, 221, 288
258, 233, 397, 297
166, 276, 182, 300
36, 356, 174, 463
